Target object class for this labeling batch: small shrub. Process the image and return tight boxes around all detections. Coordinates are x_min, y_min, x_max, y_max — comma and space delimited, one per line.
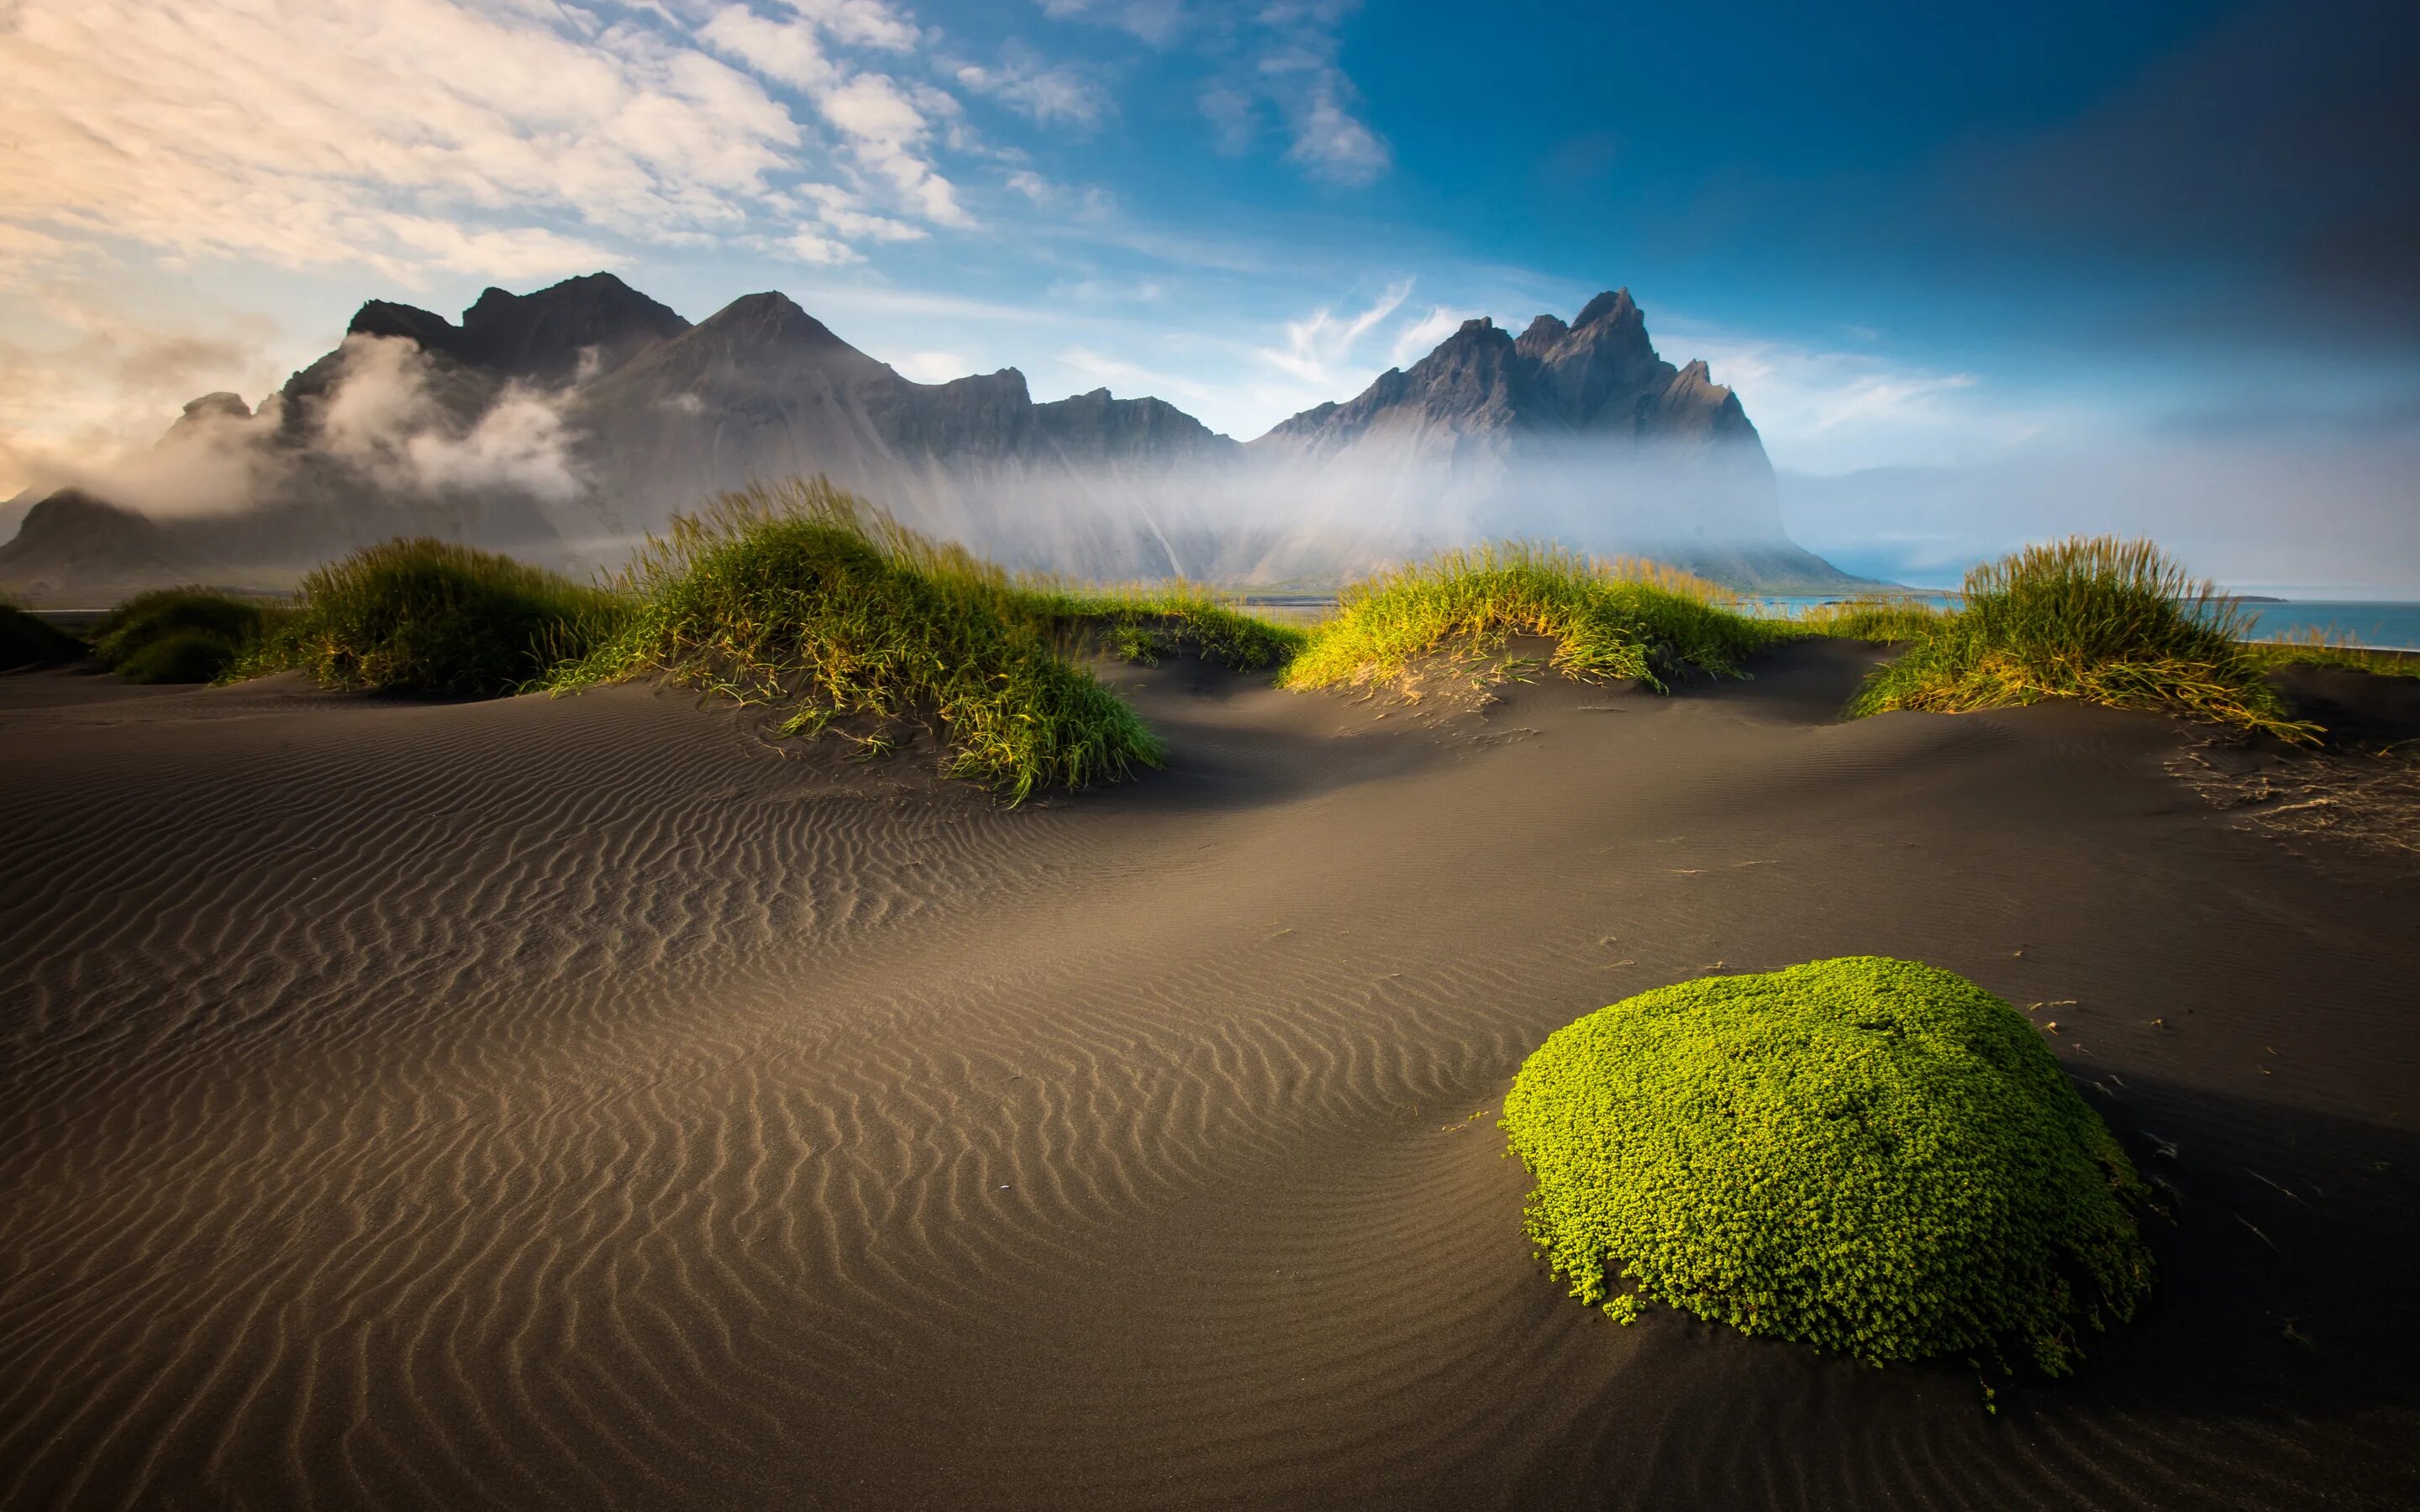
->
91, 587, 287, 683
1282, 542, 1784, 696
550, 480, 1162, 803
1, 600, 85, 669
1849, 537, 2316, 741
246, 538, 622, 697
1502, 956, 2154, 1375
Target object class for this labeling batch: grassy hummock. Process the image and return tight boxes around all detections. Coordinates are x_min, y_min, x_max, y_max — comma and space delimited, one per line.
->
1849, 537, 2316, 741
91, 588, 288, 684
242, 538, 622, 697
2, 598, 86, 670
1502, 956, 2154, 1375
1024, 580, 1307, 672
1791, 596, 1954, 643
549, 480, 1171, 803
2244, 628, 2420, 683
1281, 542, 1784, 696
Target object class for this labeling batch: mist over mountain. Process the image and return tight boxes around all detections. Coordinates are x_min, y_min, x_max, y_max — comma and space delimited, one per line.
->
0, 273, 1862, 603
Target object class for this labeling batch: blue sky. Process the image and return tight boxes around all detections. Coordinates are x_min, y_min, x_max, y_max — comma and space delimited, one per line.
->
3, 0, 2414, 586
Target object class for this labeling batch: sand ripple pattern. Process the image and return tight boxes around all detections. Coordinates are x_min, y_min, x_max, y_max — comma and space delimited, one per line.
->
3, 652, 2416, 1509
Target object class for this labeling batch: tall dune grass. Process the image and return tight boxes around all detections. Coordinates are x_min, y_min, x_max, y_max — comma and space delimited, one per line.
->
1281, 542, 1784, 695
2244, 627, 2420, 682
1849, 537, 2317, 741
1021, 579, 1307, 670
1791, 596, 1954, 643
548, 480, 1168, 802
1, 597, 86, 670
92, 587, 290, 684
241, 538, 623, 697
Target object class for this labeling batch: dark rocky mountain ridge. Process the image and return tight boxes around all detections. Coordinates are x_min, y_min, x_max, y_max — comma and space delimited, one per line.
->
1, 273, 1865, 601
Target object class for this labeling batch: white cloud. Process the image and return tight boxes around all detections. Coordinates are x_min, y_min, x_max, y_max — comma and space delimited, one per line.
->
892, 350, 971, 382
0, 285, 284, 498
817, 75, 971, 225
953, 53, 1113, 128
1660, 319, 2044, 471
786, 0, 923, 52
1005, 170, 1055, 202
784, 229, 865, 264
1036, 0, 1186, 48
1192, 4, 1389, 186
1255, 279, 1411, 385
1389, 305, 1468, 367
802, 184, 928, 241
698, 6, 839, 92
0, 1, 848, 281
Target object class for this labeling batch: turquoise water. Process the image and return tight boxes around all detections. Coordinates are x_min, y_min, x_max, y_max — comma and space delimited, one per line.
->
1746, 596, 2420, 651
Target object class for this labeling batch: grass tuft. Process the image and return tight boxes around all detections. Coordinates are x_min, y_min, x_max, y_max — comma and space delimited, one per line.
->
1502, 956, 2155, 1375
2, 597, 86, 670
1848, 537, 2317, 742
1021, 579, 1307, 671
1791, 596, 1954, 643
91, 587, 289, 684
2244, 627, 2420, 682
548, 479, 1166, 803
240, 538, 622, 697
1280, 542, 1785, 696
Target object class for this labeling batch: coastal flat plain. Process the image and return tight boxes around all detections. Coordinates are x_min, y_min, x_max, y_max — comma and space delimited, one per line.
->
3, 640, 2415, 1510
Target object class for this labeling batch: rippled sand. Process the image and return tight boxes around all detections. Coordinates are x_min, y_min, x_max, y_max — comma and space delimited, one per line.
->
3, 643, 2415, 1509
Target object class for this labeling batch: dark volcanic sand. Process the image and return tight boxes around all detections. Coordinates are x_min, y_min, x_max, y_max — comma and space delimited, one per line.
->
2, 643, 2415, 1509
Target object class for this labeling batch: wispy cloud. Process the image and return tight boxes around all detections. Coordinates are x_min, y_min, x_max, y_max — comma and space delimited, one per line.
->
1035, 0, 1187, 48
951, 46, 1114, 128
1255, 279, 1412, 384
0, 0, 990, 286
1659, 319, 2043, 470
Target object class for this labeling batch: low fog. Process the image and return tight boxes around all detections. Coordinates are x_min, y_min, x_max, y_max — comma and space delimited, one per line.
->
13, 330, 2416, 601
1781, 420, 2420, 595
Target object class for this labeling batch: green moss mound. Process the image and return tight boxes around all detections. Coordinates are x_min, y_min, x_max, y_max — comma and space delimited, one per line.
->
1849, 536, 2314, 742
1281, 542, 1784, 696
91, 587, 286, 683
1, 600, 85, 669
549, 480, 1166, 803
245, 538, 622, 697
1502, 956, 2154, 1374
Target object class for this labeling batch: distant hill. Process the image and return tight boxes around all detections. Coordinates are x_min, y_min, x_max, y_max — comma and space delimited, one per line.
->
1, 272, 1868, 602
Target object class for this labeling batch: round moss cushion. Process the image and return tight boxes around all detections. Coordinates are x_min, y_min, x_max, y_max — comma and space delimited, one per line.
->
1501, 956, 2153, 1373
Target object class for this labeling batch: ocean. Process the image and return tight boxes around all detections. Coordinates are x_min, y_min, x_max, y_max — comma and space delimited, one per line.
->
1746, 596, 2420, 651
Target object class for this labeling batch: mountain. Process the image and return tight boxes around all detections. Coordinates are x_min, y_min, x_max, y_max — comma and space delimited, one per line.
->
569, 291, 1239, 533
0, 488, 222, 604
1, 273, 1866, 601
341, 272, 692, 387
1260, 292, 1759, 459
1252, 290, 1856, 588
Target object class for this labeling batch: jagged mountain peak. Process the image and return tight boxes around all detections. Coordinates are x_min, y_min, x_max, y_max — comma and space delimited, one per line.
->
344, 270, 688, 385
1259, 286, 1747, 456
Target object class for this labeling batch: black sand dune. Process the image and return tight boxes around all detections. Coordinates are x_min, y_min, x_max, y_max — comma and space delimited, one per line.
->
3, 643, 2415, 1509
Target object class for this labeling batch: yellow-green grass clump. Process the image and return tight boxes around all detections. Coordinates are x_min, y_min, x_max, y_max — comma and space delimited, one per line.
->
1502, 957, 2154, 1375
1792, 595, 1954, 643
1, 598, 85, 670
1023, 579, 1307, 672
548, 480, 1165, 803
1281, 542, 1785, 696
240, 538, 623, 697
91, 587, 290, 684
1849, 536, 2316, 741
2244, 627, 2420, 683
